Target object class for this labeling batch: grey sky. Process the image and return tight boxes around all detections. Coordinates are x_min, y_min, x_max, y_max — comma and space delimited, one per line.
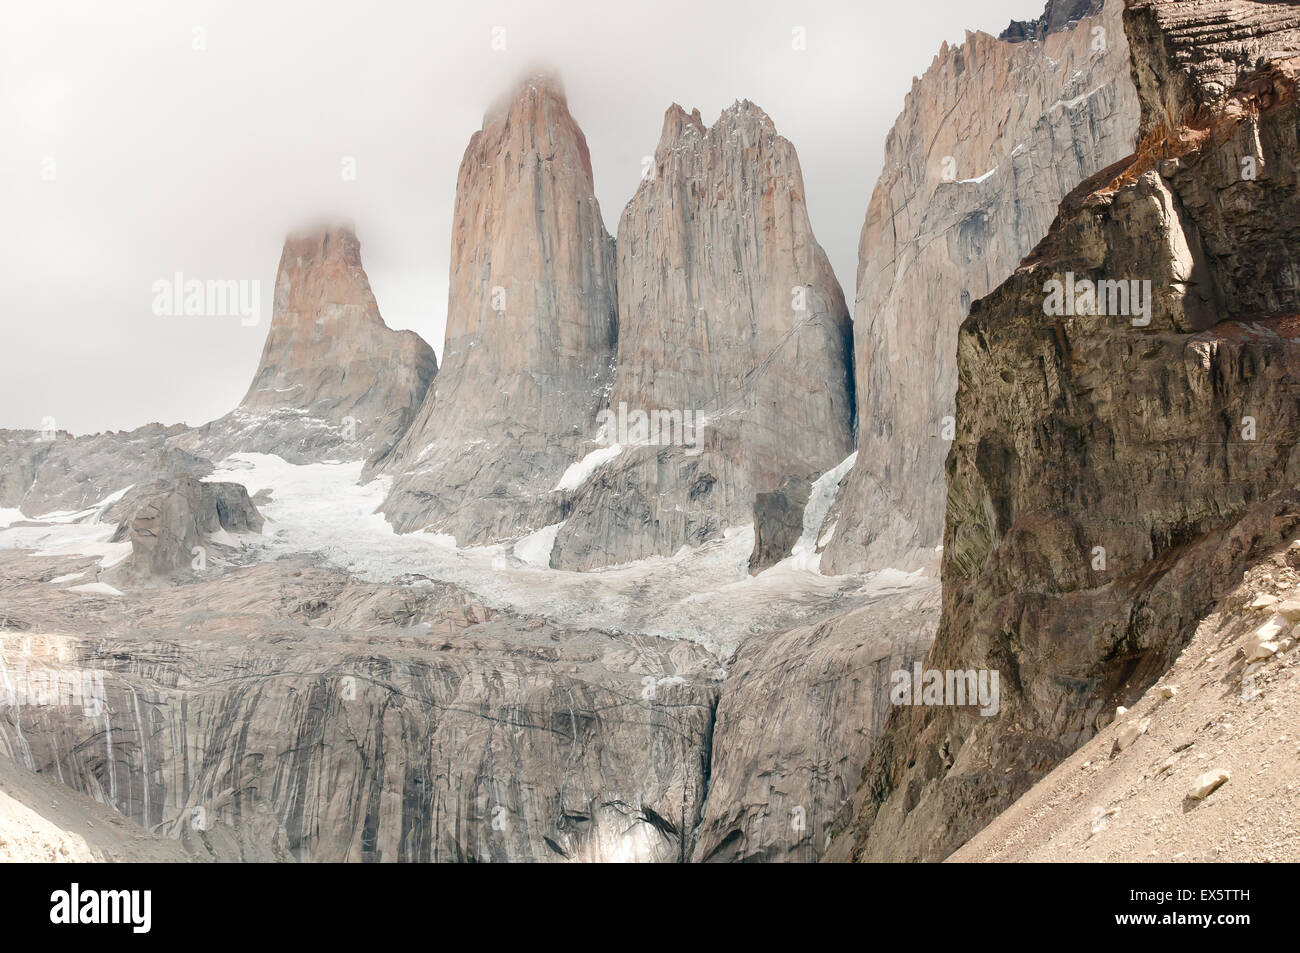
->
2, 0, 1037, 435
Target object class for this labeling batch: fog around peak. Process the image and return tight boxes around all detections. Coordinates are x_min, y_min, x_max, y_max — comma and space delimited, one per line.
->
1, 0, 1033, 434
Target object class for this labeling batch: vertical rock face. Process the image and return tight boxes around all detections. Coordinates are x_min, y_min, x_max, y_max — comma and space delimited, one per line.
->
748, 476, 812, 575
181, 226, 438, 464
377, 75, 618, 544
820, 0, 1139, 575
693, 584, 939, 863
549, 102, 854, 571
833, 0, 1300, 862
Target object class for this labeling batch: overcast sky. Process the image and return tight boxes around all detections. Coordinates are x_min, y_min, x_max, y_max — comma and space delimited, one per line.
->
2, 0, 1037, 435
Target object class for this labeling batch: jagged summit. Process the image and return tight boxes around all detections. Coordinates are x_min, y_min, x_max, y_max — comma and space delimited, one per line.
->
548, 94, 854, 570
1001, 0, 1103, 42
834, 0, 1300, 863
818, 0, 1138, 575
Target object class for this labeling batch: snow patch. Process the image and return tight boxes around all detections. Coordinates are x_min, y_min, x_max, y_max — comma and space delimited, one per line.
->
146, 453, 922, 657
787, 452, 857, 573
1052, 84, 1107, 111
67, 582, 124, 597
555, 444, 623, 491
958, 167, 997, 185
513, 523, 561, 568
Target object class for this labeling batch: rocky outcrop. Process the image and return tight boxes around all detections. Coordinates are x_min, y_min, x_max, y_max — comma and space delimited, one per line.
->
820, 0, 1139, 575
550, 102, 854, 570
108, 477, 262, 579
179, 226, 438, 464
1125, 0, 1300, 140
694, 582, 939, 862
377, 75, 618, 544
748, 476, 812, 574
832, 0, 1300, 862
0, 558, 718, 862
0, 425, 212, 518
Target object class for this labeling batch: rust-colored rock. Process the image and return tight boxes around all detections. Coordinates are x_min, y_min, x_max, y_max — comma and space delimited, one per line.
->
181, 225, 438, 463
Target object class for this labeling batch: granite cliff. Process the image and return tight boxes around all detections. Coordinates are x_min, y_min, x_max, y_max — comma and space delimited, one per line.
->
820, 0, 1140, 574
549, 102, 854, 571
179, 226, 438, 464
377, 75, 618, 545
831, 0, 1300, 862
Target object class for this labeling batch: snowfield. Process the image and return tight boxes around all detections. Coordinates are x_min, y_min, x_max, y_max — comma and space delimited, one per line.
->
1, 453, 928, 658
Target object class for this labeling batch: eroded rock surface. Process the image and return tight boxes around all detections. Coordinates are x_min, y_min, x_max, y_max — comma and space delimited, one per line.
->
107, 477, 262, 580
820, 0, 1139, 574
748, 476, 813, 575
1001, 0, 1103, 41
0, 752, 198, 862
694, 583, 939, 862
832, 0, 1300, 862
0, 425, 211, 518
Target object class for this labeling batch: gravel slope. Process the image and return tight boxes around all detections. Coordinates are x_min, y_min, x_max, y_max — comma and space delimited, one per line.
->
951, 543, 1300, 863
0, 753, 194, 862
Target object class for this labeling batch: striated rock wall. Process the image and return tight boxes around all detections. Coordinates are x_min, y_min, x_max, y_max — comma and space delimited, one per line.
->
820, 0, 1139, 575
179, 226, 438, 465
0, 561, 718, 862
833, 0, 1300, 862
550, 102, 853, 571
377, 75, 618, 545
694, 583, 939, 862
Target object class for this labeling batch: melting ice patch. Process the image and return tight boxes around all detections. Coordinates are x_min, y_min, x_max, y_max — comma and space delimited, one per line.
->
67, 582, 124, 597
194, 454, 923, 657
554, 445, 623, 491
0, 453, 929, 658
0, 486, 134, 569
787, 452, 857, 573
